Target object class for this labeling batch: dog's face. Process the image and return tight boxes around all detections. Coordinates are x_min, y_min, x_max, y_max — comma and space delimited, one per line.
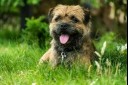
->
48, 5, 91, 45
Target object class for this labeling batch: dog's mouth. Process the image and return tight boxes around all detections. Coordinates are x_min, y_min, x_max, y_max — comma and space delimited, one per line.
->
59, 34, 69, 44
52, 26, 82, 45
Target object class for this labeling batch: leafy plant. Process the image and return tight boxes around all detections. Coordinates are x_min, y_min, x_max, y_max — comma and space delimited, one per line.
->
0, 0, 40, 12
22, 16, 50, 48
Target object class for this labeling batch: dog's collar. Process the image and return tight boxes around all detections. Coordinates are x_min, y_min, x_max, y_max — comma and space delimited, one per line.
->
60, 47, 74, 62
61, 51, 66, 63
55, 44, 82, 63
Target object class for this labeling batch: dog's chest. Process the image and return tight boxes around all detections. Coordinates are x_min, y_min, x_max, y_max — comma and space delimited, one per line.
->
58, 50, 85, 64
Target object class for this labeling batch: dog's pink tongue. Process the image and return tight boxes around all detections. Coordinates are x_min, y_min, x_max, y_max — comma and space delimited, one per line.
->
59, 34, 69, 44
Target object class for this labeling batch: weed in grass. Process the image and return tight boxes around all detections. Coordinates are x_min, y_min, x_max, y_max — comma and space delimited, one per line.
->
94, 41, 107, 75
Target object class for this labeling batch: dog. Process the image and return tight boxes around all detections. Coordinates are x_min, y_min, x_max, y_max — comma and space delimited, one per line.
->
39, 5, 97, 67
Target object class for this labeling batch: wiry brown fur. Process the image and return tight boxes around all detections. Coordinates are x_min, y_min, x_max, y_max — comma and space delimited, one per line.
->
39, 5, 97, 67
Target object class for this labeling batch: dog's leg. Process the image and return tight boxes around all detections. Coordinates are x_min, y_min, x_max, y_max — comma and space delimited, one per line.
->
39, 48, 51, 64
49, 50, 59, 67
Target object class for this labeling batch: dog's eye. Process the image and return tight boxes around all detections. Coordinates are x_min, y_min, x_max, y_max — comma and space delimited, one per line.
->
70, 16, 79, 23
55, 15, 61, 22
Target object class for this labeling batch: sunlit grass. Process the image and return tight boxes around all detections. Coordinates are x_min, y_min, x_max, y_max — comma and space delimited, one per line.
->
0, 32, 127, 85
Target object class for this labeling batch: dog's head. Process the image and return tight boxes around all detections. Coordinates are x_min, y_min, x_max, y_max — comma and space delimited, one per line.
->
48, 5, 91, 45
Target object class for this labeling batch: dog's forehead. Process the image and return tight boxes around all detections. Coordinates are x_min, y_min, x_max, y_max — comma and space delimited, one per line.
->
53, 5, 84, 18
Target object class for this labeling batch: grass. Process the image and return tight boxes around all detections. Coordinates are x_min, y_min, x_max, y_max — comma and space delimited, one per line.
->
0, 30, 127, 85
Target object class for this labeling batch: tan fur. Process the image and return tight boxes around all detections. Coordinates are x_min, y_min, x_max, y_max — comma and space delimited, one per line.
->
39, 5, 96, 67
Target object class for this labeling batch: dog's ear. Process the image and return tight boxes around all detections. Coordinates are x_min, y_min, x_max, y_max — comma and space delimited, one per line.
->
48, 8, 54, 22
83, 8, 91, 25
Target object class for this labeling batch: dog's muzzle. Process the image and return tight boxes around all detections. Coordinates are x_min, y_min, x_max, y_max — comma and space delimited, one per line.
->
53, 23, 81, 45
57, 23, 72, 44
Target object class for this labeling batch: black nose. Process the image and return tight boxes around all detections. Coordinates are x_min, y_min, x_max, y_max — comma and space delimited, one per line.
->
60, 23, 69, 28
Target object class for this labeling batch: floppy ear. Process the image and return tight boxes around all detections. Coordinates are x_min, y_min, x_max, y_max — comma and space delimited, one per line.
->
83, 8, 91, 25
48, 8, 54, 22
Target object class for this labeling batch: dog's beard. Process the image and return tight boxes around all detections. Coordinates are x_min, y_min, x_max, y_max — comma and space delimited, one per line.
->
52, 27, 83, 46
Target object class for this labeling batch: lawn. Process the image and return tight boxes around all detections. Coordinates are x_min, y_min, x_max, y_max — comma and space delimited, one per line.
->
0, 30, 127, 85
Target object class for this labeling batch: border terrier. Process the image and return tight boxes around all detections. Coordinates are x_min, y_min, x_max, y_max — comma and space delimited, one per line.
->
39, 5, 97, 67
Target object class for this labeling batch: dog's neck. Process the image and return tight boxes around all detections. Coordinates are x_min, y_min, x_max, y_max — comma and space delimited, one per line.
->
55, 43, 82, 53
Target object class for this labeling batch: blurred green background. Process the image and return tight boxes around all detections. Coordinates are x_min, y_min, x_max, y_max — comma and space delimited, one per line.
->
0, 0, 127, 39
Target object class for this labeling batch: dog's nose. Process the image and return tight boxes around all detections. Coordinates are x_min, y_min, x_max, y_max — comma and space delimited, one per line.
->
60, 23, 69, 28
